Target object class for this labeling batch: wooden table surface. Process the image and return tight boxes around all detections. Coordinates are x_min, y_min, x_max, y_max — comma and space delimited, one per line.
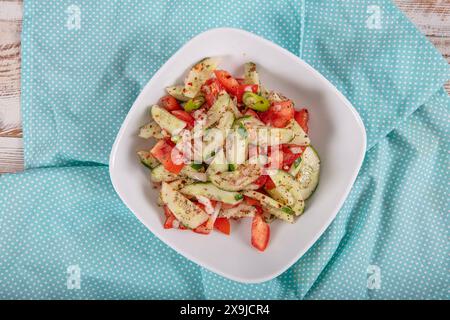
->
0, 0, 449, 174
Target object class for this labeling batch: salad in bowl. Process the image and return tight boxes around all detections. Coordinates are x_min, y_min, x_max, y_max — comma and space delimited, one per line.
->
137, 58, 320, 252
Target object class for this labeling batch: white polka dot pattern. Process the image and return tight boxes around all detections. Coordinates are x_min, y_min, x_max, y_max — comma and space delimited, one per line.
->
1, 0, 448, 299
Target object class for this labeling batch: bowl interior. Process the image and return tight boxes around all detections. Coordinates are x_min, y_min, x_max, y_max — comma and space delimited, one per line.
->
109, 28, 366, 283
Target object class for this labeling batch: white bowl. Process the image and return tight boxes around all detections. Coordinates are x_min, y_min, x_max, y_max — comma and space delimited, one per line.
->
109, 28, 366, 283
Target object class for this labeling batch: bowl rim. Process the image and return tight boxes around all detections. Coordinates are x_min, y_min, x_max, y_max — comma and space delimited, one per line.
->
109, 27, 367, 283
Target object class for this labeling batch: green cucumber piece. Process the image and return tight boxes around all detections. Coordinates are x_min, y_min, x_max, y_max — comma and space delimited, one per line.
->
220, 203, 257, 218
151, 105, 186, 135
137, 151, 159, 169
166, 85, 190, 102
285, 119, 310, 146
205, 148, 228, 176
161, 182, 209, 229
180, 182, 243, 205
253, 127, 294, 146
210, 164, 261, 191
267, 169, 305, 216
243, 62, 260, 88
205, 91, 232, 128
150, 165, 178, 183
294, 146, 320, 200
138, 121, 164, 139
183, 57, 219, 98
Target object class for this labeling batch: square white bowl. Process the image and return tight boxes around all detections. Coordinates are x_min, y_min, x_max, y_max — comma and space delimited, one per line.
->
109, 28, 366, 284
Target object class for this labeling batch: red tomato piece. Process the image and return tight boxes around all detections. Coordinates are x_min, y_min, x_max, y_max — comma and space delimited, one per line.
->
260, 100, 295, 128
236, 84, 259, 103
244, 196, 261, 207
201, 78, 222, 107
281, 145, 302, 170
171, 110, 195, 129
214, 218, 231, 235
252, 175, 268, 189
160, 95, 182, 111
251, 214, 270, 251
294, 109, 309, 133
193, 221, 211, 235
264, 177, 276, 190
214, 70, 240, 96
221, 202, 239, 210
150, 140, 184, 174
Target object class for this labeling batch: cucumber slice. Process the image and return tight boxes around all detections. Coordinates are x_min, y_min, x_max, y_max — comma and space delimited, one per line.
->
243, 62, 260, 88
228, 97, 243, 118
184, 57, 219, 98
180, 165, 207, 182
242, 190, 294, 223
180, 182, 243, 205
138, 121, 164, 139
233, 115, 264, 130
219, 203, 257, 218
264, 206, 295, 223
205, 91, 231, 128
210, 164, 261, 191
151, 105, 186, 135
161, 182, 209, 229
166, 85, 190, 102
137, 151, 159, 169
242, 190, 283, 209
294, 146, 320, 200
205, 148, 228, 175
226, 126, 248, 166
217, 111, 235, 133
203, 127, 226, 162
253, 127, 294, 146
285, 119, 310, 146
150, 165, 178, 183
267, 169, 305, 216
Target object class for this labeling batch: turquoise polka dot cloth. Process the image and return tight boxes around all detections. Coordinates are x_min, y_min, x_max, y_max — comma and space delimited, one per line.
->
0, 0, 448, 299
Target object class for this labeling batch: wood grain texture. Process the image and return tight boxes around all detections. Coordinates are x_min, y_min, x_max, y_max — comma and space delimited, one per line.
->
0, 0, 449, 174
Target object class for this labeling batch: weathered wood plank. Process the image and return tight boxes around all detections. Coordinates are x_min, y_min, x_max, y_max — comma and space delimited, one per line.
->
0, 136, 23, 173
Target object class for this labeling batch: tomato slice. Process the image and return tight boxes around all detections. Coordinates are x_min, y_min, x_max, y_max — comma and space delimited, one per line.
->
236, 84, 259, 103
251, 214, 270, 251
244, 196, 261, 207
160, 95, 182, 111
193, 221, 211, 235
171, 110, 195, 129
260, 100, 295, 128
294, 109, 309, 133
201, 78, 222, 107
214, 218, 231, 235
281, 145, 302, 170
236, 78, 245, 85
150, 139, 184, 174
252, 175, 268, 189
214, 70, 240, 96
163, 206, 176, 229
264, 177, 276, 190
